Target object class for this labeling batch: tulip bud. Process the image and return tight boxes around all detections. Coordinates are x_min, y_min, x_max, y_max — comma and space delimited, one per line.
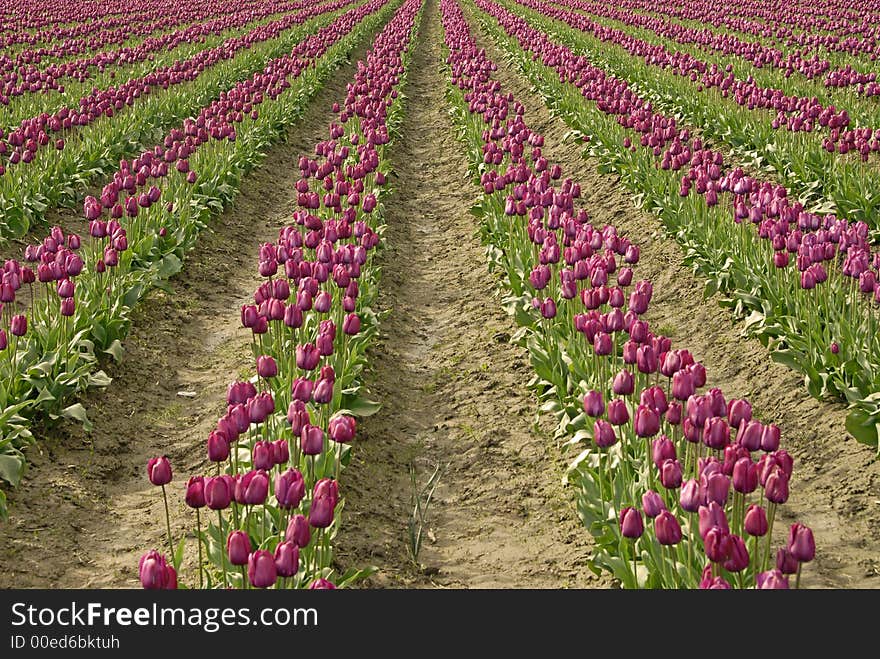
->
659, 458, 683, 489
301, 424, 324, 455
776, 547, 799, 575
607, 399, 629, 426
185, 476, 205, 509
641, 490, 666, 518
205, 475, 233, 510
619, 507, 644, 539
227, 531, 252, 566
147, 456, 172, 486
139, 551, 176, 590
10, 314, 26, 337
732, 457, 758, 494
236, 470, 269, 505
275, 541, 300, 578
275, 468, 305, 509
582, 390, 604, 417
308, 578, 337, 589
285, 514, 311, 548
723, 534, 750, 573
329, 415, 356, 443
207, 430, 230, 463
634, 404, 660, 438
612, 370, 634, 396
756, 569, 790, 589
652, 436, 676, 467
654, 510, 683, 545
698, 502, 729, 539
593, 418, 617, 448
764, 467, 790, 504
256, 355, 277, 378
744, 504, 768, 537
309, 478, 339, 529
248, 549, 277, 588
252, 441, 273, 471
679, 479, 702, 512
788, 523, 815, 562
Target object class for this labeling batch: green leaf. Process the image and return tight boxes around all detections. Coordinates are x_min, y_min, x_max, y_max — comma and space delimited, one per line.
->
338, 394, 382, 418
157, 253, 183, 280
0, 453, 25, 487
845, 408, 879, 449
61, 403, 92, 432
103, 340, 125, 362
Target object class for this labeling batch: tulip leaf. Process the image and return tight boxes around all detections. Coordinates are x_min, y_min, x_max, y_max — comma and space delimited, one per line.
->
103, 341, 125, 362
845, 409, 879, 449
0, 453, 25, 487
338, 394, 381, 418
60, 403, 92, 432
89, 371, 113, 388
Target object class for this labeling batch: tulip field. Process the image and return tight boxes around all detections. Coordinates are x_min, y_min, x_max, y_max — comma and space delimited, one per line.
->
0, 0, 878, 591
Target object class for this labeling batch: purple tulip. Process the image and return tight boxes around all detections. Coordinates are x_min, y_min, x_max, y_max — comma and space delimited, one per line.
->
309, 478, 339, 529
619, 507, 644, 539
343, 313, 361, 335
296, 343, 320, 371
593, 418, 617, 448
248, 550, 277, 588
275, 468, 305, 509
227, 531, 252, 566
256, 355, 277, 379
207, 431, 230, 463
764, 467, 790, 504
679, 479, 702, 512
236, 470, 269, 505
275, 542, 300, 578
652, 436, 676, 467
301, 424, 324, 456
633, 404, 660, 438
185, 476, 205, 509
329, 415, 356, 443
724, 535, 750, 573
612, 370, 634, 396
205, 475, 233, 510
732, 457, 758, 494
704, 527, 731, 563
756, 570, 790, 589
308, 578, 337, 589
10, 314, 26, 337
671, 370, 695, 401
641, 490, 666, 518
659, 458, 683, 489
607, 399, 629, 426
788, 523, 815, 562
654, 511, 683, 545
252, 441, 273, 471
147, 456, 172, 486
285, 514, 312, 548
727, 399, 753, 428
698, 502, 729, 539
139, 551, 176, 590
583, 390, 605, 417
776, 548, 799, 575
744, 504, 769, 537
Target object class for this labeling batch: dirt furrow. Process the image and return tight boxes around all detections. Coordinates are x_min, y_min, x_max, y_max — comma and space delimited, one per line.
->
464, 4, 880, 588
335, 0, 608, 589
0, 36, 378, 589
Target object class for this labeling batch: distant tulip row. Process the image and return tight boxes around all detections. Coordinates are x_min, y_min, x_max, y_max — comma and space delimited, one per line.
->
0, 0, 399, 521
0, 0, 312, 106
442, 0, 814, 588
0, 0, 361, 239
496, 0, 880, 228
468, 0, 880, 449
138, 0, 423, 590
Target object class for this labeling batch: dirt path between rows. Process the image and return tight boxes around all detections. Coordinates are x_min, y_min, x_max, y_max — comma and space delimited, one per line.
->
464, 4, 880, 587
0, 35, 379, 589
334, 0, 609, 588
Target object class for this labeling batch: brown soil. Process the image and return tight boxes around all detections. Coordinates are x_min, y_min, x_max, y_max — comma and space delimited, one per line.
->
334, 0, 609, 588
0, 34, 380, 589
463, 3, 880, 587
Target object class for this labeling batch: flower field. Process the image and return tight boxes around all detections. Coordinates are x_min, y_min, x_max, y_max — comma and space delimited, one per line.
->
0, 0, 878, 590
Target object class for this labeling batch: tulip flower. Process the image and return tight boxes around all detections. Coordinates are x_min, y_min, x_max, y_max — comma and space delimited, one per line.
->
227, 531, 251, 566
641, 490, 666, 518
788, 523, 815, 563
593, 419, 616, 448
235, 470, 269, 506
275, 468, 305, 509
139, 551, 176, 590
619, 507, 644, 539
309, 478, 339, 529
329, 415, 356, 443
147, 456, 172, 486
205, 475, 233, 510
275, 542, 300, 578
756, 570, 790, 589
256, 355, 277, 379
607, 399, 629, 426
744, 505, 769, 537
582, 390, 604, 417
286, 514, 312, 548
654, 511, 682, 545
10, 314, 26, 337
308, 578, 337, 589
185, 476, 205, 509
248, 550, 277, 588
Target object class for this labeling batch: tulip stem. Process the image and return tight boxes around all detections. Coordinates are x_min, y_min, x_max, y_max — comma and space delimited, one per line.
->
196, 509, 204, 590
161, 485, 174, 558
241, 565, 248, 589
795, 564, 802, 590
763, 503, 777, 572
218, 510, 229, 589
631, 540, 639, 589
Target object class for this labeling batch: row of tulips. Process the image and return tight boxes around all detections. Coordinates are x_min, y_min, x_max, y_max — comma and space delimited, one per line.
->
441, 0, 814, 588
138, 0, 424, 590
0, 0, 316, 108
502, 0, 880, 226
601, 0, 880, 55
588, 0, 880, 81
0, 0, 401, 521
0, 0, 267, 44
551, 0, 879, 96
468, 0, 880, 451
0, 0, 361, 239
